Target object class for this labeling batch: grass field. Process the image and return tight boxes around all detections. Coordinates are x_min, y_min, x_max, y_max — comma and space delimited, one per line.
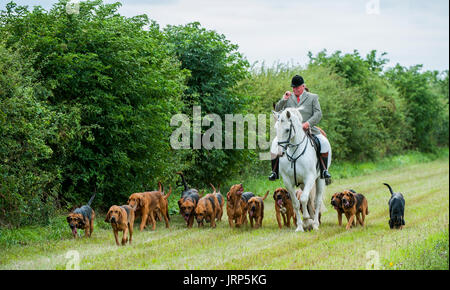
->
0, 157, 448, 270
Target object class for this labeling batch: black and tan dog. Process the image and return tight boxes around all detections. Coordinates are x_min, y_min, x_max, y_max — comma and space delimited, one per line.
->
273, 188, 297, 229
66, 193, 96, 238
331, 190, 359, 227
194, 185, 224, 228
105, 205, 135, 246
247, 191, 270, 228
340, 190, 369, 230
177, 172, 200, 228
384, 183, 405, 229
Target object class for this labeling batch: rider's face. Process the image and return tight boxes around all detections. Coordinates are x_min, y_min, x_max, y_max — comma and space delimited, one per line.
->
292, 85, 304, 97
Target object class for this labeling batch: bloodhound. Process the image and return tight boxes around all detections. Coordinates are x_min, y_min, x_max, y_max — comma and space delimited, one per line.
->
247, 191, 270, 228
105, 204, 135, 246
177, 172, 200, 228
194, 183, 224, 228
66, 193, 96, 238
273, 188, 297, 229
340, 189, 369, 230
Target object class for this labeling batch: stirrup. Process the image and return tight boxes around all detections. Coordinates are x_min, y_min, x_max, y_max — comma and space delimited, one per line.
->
268, 171, 278, 181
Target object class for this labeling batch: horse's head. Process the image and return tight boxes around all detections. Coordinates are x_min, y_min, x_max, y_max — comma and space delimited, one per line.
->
274, 108, 303, 152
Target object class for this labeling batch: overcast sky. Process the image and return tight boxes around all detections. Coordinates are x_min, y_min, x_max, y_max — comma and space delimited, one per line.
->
3, 0, 449, 71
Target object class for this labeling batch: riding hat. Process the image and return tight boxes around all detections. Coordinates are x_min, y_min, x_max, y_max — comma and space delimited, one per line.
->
291, 75, 304, 87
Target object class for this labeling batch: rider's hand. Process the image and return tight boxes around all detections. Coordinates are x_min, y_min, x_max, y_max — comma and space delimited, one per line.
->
302, 122, 310, 131
283, 91, 291, 100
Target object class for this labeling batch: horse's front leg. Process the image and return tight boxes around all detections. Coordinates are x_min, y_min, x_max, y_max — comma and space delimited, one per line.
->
284, 182, 303, 232
300, 179, 315, 225
313, 179, 326, 230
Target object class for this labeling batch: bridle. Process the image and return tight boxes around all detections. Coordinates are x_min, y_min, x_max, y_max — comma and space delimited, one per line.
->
277, 118, 309, 162
277, 117, 310, 187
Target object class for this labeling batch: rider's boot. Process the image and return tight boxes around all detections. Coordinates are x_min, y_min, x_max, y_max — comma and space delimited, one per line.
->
319, 152, 332, 184
268, 156, 279, 181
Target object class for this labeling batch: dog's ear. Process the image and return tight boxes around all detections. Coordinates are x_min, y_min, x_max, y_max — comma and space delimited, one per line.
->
66, 216, 71, 223
226, 192, 231, 202
349, 192, 356, 206
178, 199, 182, 208
273, 190, 277, 200
105, 209, 111, 222
138, 196, 145, 208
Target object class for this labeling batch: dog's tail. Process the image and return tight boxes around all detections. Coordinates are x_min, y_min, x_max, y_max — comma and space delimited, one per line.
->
87, 192, 96, 207
383, 183, 395, 196
176, 171, 189, 191
262, 190, 270, 200
210, 183, 217, 194
164, 186, 172, 200
157, 181, 163, 193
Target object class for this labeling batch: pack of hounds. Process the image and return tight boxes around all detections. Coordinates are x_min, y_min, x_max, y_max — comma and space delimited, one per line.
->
67, 172, 406, 246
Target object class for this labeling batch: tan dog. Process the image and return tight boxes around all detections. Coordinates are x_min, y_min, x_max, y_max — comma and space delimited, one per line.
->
153, 184, 172, 224
296, 187, 323, 230
105, 205, 135, 246
273, 188, 297, 229
227, 184, 255, 228
128, 182, 170, 231
247, 191, 270, 228
340, 190, 369, 230
66, 193, 96, 238
209, 183, 224, 221
331, 191, 346, 226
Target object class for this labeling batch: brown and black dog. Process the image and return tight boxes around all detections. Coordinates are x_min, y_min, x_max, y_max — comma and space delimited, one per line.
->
177, 172, 200, 228
247, 191, 270, 228
105, 205, 135, 246
273, 188, 296, 229
66, 193, 96, 238
226, 184, 255, 228
127, 182, 171, 231
194, 188, 224, 228
340, 189, 369, 230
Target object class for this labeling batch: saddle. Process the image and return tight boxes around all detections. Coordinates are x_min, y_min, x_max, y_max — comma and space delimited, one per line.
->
305, 127, 324, 171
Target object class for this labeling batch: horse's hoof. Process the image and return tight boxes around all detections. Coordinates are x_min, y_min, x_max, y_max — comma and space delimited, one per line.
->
312, 223, 320, 231
303, 218, 314, 228
295, 226, 304, 232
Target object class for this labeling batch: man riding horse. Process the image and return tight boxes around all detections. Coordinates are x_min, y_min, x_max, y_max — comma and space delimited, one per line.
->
269, 75, 332, 183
